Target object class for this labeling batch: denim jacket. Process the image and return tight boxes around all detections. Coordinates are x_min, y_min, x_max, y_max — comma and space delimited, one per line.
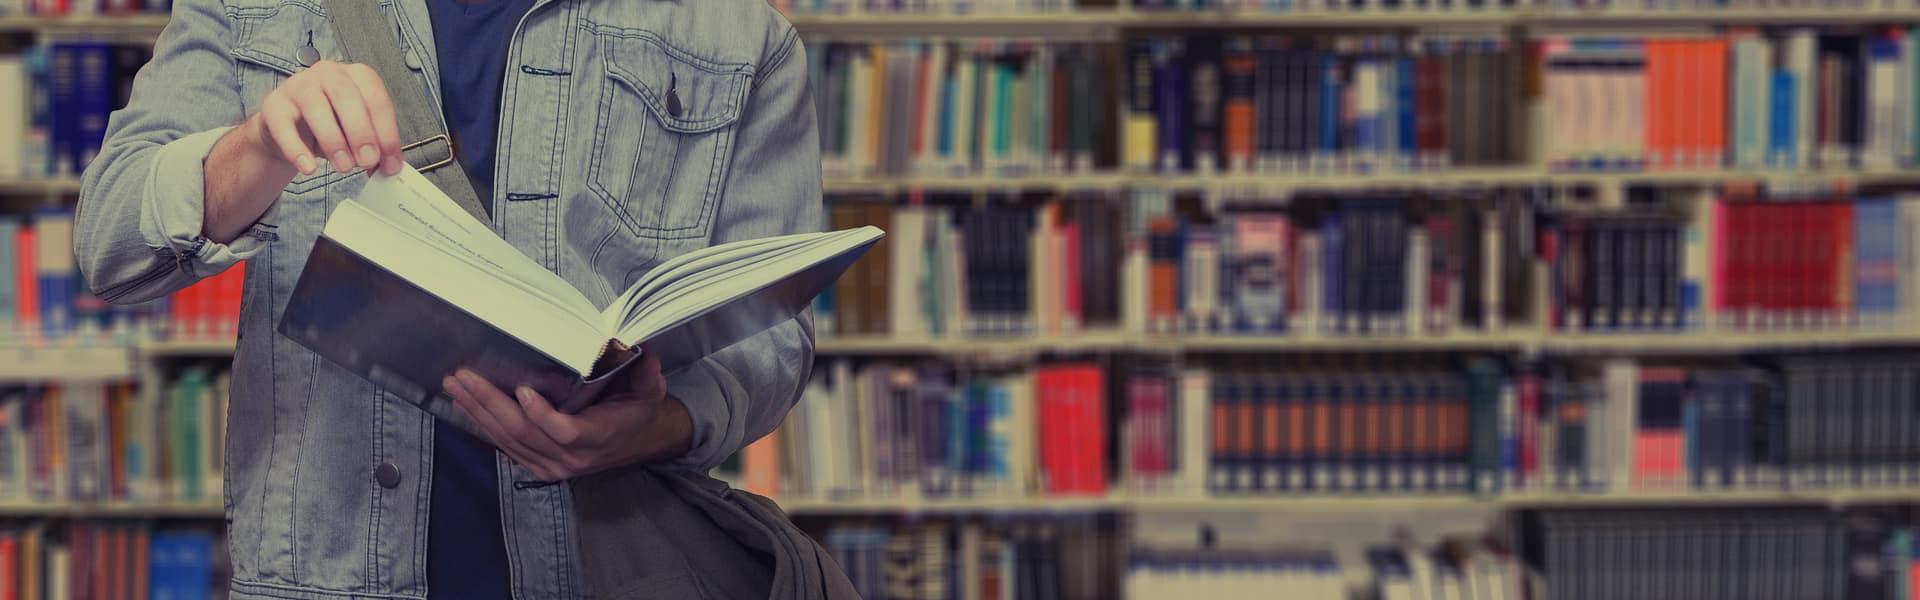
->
72, 0, 822, 594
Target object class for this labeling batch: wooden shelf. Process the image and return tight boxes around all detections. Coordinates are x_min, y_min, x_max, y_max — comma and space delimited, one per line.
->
0, 177, 81, 197
0, 499, 223, 518
0, 343, 136, 382
139, 337, 239, 357
5, 487, 1915, 518
772, 487, 1920, 515
0, 14, 170, 34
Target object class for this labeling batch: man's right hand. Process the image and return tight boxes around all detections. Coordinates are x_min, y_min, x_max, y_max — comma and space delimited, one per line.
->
201, 59, 405, 244
245, 59, 405, 178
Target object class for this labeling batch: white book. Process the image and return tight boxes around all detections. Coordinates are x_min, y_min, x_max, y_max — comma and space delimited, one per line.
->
48, 546, 68, 600
952, 53, 977, 174
0, 56, 23, 179
1787, 30, 1818, 170
1868, 40, 1903, 170
1006, 371, 1034, 496
846, 52, 873, 175
890, 207, 928, 338
281, 166, 881, 413
1603, 359, 1638, 492
1177, 368, 1210, 496
1733, 37, 1771, 169
1407, 228, 1428, 335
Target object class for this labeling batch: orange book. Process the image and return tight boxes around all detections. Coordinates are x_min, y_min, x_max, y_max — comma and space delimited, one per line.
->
867, 45, 886, 171
15, 228, 36, 335
1146, 216, 1181, 330
740, 427, 781, 498
1222, 44, 1257, 171
1211, 394, 1230, 485
1700, 39, 1731, 169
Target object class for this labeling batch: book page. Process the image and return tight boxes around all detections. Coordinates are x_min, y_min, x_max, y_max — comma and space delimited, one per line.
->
615, 227, 883, 345
322, 202, 607, 374
352, 168, 599, 322
602, 232, 820, 331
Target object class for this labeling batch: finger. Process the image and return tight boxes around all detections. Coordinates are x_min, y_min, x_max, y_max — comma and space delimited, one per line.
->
286, 72, 352, 172
628, 347, 666, 398
446, 375, 546, 464
340, 63, 404, 175
316, 68, 380, 171
454, 371, 570, 461
259, 98, 318, 175
517, 386, 586, 448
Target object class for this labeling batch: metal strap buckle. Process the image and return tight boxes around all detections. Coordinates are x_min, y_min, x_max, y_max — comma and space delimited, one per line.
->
401, 134, 455, 172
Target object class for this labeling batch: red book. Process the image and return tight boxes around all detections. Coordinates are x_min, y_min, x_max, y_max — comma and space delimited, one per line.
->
15, 228, 36, 336
221, 263, 247, 337
1517, 372, 1538, 487
0, 535, 15, 600
1127, 375, 1170, 484
1039, 363, 1106, 495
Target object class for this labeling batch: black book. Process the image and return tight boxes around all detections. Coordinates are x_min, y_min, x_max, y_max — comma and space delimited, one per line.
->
1186, 38, 1224, 172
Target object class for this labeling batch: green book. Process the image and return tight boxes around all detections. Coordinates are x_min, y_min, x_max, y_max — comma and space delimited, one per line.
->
173, 368, 207, 502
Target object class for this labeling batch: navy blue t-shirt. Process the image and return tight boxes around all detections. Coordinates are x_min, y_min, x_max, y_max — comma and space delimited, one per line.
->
423, 0, 533, 597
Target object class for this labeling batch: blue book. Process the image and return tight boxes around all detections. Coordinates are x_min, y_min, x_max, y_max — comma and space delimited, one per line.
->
983, 380, 1010, 492
1854, 197, 1901, 320
1395, 56, 1416, 168
1317, 55, 1340, 167
1687, 375, 1712, 488
1320, 214, 1343, 334
916, 369, 952, 497
34, 209, 74, 339
73, 42, 115, 175
947, 380, 970, 494
1269, 376, 1291, 492
1153, 40, 1187, 173
47, 44, 80, 177
150, 532, 213, 600
1769, 72, 1798, 168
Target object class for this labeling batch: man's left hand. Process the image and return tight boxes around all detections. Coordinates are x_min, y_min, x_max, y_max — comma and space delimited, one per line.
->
443, 350, 693, 481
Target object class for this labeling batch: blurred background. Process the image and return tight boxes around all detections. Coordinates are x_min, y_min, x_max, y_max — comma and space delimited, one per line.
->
7, 0, 1920, 598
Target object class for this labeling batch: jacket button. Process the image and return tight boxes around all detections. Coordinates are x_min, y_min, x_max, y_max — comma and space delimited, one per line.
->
374, 462, 402, 489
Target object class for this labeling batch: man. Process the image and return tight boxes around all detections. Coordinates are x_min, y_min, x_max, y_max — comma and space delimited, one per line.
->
72, 0, 823, 595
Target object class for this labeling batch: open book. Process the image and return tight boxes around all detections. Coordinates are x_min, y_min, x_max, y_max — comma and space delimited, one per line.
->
279, 166, 882, 413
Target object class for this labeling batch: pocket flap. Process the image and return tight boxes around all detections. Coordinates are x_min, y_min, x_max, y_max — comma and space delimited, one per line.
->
600, 34, 751, 134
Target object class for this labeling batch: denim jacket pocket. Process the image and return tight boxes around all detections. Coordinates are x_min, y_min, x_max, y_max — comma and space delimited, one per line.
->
227, 0, 355, 195
586, 27, 749, 245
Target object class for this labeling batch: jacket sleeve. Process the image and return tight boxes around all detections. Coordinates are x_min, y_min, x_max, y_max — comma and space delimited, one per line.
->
662, 26, 821, 472
74, 0, 262, 305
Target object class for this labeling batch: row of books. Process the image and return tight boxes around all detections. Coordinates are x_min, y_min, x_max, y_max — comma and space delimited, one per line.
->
1534, 507, 1919, 600
0, 523, 220, 600
820, 516, 1117, 600
0, 210, 235, 344
814, 41, 1116, 179
1542, 29, 1920, 171
0, 367, 228, 504
745, 351, 1920, 500
0, 43, 150, 181
820, 189, 1920, 339
0, 0, 171, 17
1121, 34, 1525, 174
1129, 538, 1524, 598
774, 0, 1919, 15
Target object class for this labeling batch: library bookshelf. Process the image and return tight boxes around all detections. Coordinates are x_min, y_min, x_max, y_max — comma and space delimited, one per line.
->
9, 9, 1920, 599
